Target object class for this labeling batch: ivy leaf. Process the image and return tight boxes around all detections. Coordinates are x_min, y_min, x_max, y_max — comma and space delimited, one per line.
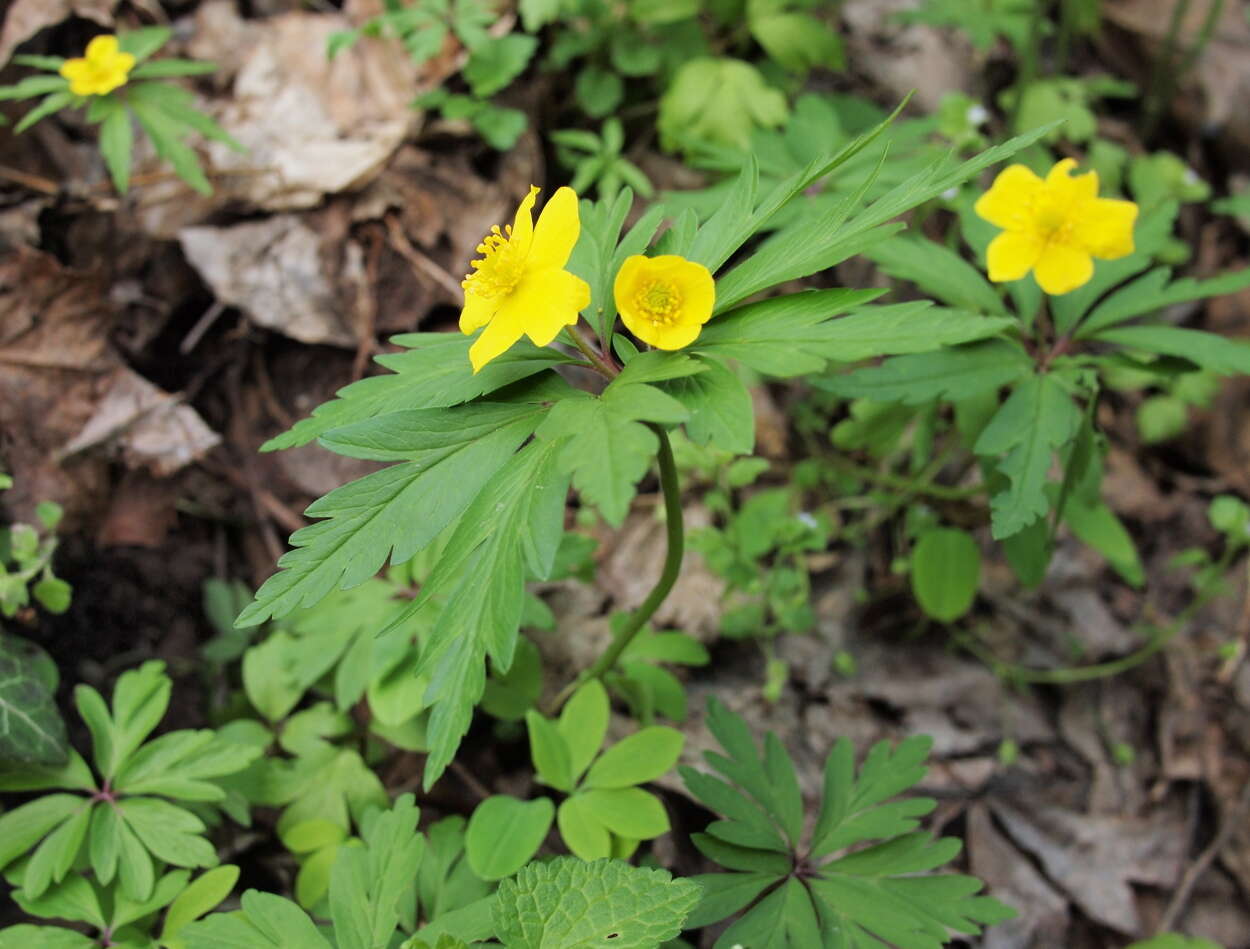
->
536, 382, 686, 526
494, 857, 701, 949
0, 633, 68, 765
975, 374, 1082, 539
263, 335, 572, 451
237, 402, 546, 626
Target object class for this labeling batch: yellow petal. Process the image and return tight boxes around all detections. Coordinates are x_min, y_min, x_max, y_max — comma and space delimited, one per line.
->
85, 35, 121, 63
510, 267, 591, 346
468, 307, 527, 373
116, 51, 136, 73
510, 185, 539, 253
649, 320, 705, 351
975, 165, 1043, 230
1044, 158, 1099, 207
986, 231, 1042, 283
59, 59, 90, 82
1033, 243, 1094, 295
459, 290, 498, 335
1073, 197, 1138, 260
527, 186, 581, 271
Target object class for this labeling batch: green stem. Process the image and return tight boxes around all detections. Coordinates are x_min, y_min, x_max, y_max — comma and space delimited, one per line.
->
568, 322, 619, 379
830, 456, 985, 502
1009, 0, 1047, 132
550, 425, 684, 711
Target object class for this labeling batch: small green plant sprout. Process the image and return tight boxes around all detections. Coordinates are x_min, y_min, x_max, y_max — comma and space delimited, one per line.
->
481, 680, 684, 867
999, 76, 1136, 144
0, 661, 259, 903
552, 118, 654, 201
1, 484, 69, 619
900, 0, 1037, 53
0, 864, 240, 949
331, 0, 533, 150
0, 28, 241, 195
680, 699, 1014, 946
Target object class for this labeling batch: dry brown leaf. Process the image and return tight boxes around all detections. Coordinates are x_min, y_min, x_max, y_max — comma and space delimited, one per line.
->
967, 803, 1071, 948
60, 368, 221, 477
0, 0, 117, 66
991, 795, 1187, 934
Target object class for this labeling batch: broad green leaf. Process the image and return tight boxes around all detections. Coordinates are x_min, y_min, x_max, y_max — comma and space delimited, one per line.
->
117, 27, 173, 61
661, 356, 754, 454
263, 335, 571, 451
11, 873, 106, 930
536, 382, 683, 525
658, 58, 787, 155
1062, 495, 1144, 587
0, 926, 95, 949
578, 788, 670, 839
115, 728, 260, 800
493, 857, 701, 949
112, 867, 190, 930
557, 679, 610, 783
865, 236, 1008, 315
527, 710, 574, 792
465, 795, 555, 880
238, 402, 543, 626
22, 800, 91, 897
750, 6, 843, 73
683, 871, 778, 929
182, 890, 330, 949
910, 528, 982, 622
1091, 325, 1250, 376
975, 374, 1081, 539
463, 33, 538, 98
584, 726, 684, 789
0, 633, 68, 765
161, 866, 241, 942
557, 794, 611, 861
814, 339, 1030, 404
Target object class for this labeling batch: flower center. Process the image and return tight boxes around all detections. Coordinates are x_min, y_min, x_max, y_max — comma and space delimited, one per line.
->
462, 225, 525, 300
1032, 197, 1075, 245
634, 280, 682, 326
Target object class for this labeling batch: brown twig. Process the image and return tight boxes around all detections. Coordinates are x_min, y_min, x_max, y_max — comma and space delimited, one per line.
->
384, 212, 464, 300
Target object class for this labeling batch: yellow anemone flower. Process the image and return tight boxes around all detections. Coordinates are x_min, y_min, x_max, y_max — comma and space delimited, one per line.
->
975, 158, 1138, 296
614, 255, 715, 351
460, 185, 591, 373
60, 35, 136, 98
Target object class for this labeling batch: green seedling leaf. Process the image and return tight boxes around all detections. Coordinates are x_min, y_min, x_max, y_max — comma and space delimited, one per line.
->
465, 795, 555, 880
557, 679, 610, 783
584, 726, 684, 789
494, 857, 701, 948
463, 34, 538, 98
911, 528, 981, 622
659, 57, 788, 155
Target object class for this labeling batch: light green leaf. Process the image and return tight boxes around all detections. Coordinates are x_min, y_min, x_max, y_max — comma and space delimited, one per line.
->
557, 679, 609, 784
119, 797, 218, 869
494, 857, 701, 949
0, 926, 95, 949
975, 375, 1082, 539
97, 98, 133, 192
527, 709, 574, 792
117, 27, 173, 62
584, 726, 684, 789
910, 528, 981, 622
463, 34, 538, 98
0, 794, 83, 870
11, 873, 107, 930
557, 795, 611, 861
751, 8, 843, 73
161, 865, 241, 942
658, 58, 787, 155
465, 795, 555, 880
579, 788, 670, 839
1063, 496, 1144, 587
182, 890, 331, 949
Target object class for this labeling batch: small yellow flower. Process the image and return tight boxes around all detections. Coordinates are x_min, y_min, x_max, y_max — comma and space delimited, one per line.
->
975, 158, 1138, 296
59, 35, 136, 98
460, 186, 591, 373
613, 255, 715, 350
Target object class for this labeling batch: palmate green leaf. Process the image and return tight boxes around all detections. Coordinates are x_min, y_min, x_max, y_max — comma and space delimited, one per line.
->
814, 339, 1031, 404
536, 381, 686, 526
699, 291, 1013, 378
975, 374, 1082, 539
864, 235, 1008, 315
494, 858, 700, 949
331, 795, 425, 949
237, 402, 546, 626
1076, 266, 1250, 338
393, 437, 569, 787
0, 632, 69, 765
1089, 325, 1250, 376
715, 123, 1054, 312
660, 356, 754, 454
264, 336, 571, 450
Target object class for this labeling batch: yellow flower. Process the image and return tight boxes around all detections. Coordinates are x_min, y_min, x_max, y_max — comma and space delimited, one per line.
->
975, 158, 1138, 296
460, 186, 591, 373
60, 35, 136, 97
613, 255, 715, 350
